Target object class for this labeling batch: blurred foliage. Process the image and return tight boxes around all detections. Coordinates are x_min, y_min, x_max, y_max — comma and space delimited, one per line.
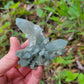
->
0, 0, 84, 84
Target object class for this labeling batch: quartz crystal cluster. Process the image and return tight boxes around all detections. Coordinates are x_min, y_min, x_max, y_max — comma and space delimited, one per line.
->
16, 18, 68, 69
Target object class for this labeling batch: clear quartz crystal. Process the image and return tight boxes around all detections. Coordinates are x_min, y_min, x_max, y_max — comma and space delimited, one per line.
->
16, 18, 68, 69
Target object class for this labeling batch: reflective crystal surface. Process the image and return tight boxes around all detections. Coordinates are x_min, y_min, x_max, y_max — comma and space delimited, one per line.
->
16, 18, 68, 69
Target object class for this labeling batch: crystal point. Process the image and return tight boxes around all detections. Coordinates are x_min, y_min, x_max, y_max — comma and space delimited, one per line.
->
15, 18, 68, 69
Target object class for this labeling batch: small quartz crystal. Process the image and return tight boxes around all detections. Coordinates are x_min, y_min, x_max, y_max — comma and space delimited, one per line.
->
16, 18, 68, 69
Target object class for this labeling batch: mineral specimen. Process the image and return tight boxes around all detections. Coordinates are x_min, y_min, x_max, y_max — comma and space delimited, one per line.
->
16, 18, 68, 69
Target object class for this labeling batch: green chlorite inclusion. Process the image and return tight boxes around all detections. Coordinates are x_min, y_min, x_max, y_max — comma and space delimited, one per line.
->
15, 18, 68, 69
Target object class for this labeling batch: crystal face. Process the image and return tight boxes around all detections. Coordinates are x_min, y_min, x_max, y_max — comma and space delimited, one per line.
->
15, 18, 68, 69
